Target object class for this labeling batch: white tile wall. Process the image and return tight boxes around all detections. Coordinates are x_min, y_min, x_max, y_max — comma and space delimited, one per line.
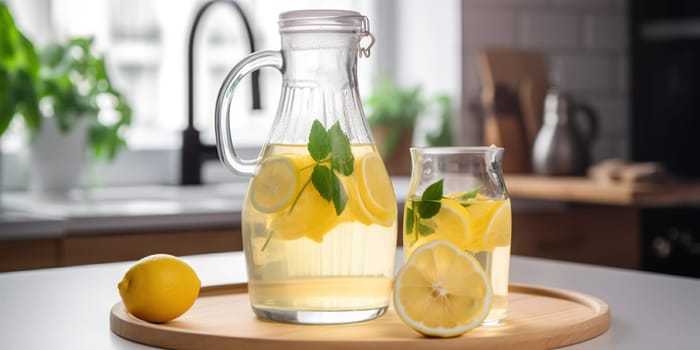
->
463, 10, 516, 48
589, 95, 628, 134
549, 0, 613, 11
583, 14, 627, 50
613, 55, 628, 91
518, 12, 581, 49
609, 0, 627, 11
462, 0, 629, 161
593, 132, 627, 161
552, 55, 613, 92
463, 54, 481, 93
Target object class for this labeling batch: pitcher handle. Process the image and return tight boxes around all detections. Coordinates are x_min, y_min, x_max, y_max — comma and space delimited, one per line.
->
215, 50, 283, 175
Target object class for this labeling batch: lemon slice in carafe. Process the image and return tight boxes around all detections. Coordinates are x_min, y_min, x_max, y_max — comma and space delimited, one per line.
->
407, 200, 474, 256
483, 199, 511, 249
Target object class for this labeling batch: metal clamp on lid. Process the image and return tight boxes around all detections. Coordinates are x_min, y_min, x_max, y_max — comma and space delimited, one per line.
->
359, 16, 375, 58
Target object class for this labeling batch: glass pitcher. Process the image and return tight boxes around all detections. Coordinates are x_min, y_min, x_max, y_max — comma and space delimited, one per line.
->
403, 147, 512, 325
214, 10, 397, 324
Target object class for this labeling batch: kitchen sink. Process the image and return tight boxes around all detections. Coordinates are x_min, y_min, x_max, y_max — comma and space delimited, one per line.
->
2, 182, 249, 231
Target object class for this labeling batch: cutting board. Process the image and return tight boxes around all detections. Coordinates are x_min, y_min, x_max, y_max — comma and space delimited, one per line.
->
519, 76, 548, 148
483, 111, 532, 173
110, 283, 610, 350
478, 48, 549, 173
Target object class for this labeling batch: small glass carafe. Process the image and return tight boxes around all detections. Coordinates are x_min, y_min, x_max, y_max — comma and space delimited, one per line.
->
214, 10, 397, 324
404, 147, 512, 325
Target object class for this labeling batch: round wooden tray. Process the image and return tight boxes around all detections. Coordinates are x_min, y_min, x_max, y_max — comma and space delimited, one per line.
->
110, 283, 610, 350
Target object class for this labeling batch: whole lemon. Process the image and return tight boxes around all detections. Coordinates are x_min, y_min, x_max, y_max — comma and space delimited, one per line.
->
118, 254, 201, 323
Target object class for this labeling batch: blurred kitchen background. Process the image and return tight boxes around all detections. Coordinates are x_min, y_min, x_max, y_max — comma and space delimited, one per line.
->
2, 0, 699, 277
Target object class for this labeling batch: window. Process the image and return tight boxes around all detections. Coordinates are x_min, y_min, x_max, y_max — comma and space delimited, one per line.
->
64, 0, 375, 148
3, 0, 463, 189
4, 0, 376, 151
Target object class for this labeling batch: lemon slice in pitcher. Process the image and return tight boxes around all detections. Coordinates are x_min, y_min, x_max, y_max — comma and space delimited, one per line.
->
261, 153, 339, 242
394, 240, 492, 337
250, 155, 299, 213
354, 153, 396, 227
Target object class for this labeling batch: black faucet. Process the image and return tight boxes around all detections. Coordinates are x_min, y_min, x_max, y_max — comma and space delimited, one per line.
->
181, 0, 261, 185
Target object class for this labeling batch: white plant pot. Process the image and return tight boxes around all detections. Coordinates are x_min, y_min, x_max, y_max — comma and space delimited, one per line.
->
29, 119, 88, 197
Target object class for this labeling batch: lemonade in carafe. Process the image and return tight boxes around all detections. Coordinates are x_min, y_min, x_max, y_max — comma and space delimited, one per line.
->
214, 10, 397, 324
403, 147, 512, 325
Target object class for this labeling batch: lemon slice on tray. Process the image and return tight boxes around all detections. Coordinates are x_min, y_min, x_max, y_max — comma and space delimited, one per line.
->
394, 240, 492, 338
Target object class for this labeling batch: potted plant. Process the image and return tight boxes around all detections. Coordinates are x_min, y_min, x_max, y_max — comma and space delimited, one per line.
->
365, 78, 425, 176
424, 94, 454, 147
0, 2, 40, 137
365, 79, 456, 176
1, 3, 132, 196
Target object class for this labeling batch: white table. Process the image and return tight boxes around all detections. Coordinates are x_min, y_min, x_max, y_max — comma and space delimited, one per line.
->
1, 252, 698, 349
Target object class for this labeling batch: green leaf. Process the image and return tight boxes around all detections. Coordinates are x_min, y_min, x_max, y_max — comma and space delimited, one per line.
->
416, 179, 444, 219
330, 172, 348, 216
310, 164, 348, 215
15, 70, 40, 130
422, 179, 444, 201
0, 71, 12, 135
452, 186, 481, 208
416, 200, 441, 219
453, 186, 481, 201
0, 2, 41, 135
293, 118, 356, 217
40, 44, 65, 67
405, 206, 415, 234
417, 221, 435, 236
0, 6, 132, 159
405, 179, 446, 240
308, 120, 331, 162
328, 121, 354, 176
365, 77, 425, 130
311, 165, 332, 202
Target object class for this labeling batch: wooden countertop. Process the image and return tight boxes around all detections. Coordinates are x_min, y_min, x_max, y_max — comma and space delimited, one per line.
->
504, 174, 700, 206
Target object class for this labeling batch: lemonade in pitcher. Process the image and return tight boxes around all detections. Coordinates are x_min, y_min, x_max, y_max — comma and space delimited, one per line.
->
403, 147, 512, 325
242, 139, 397, 320
214, 10, 397, 324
